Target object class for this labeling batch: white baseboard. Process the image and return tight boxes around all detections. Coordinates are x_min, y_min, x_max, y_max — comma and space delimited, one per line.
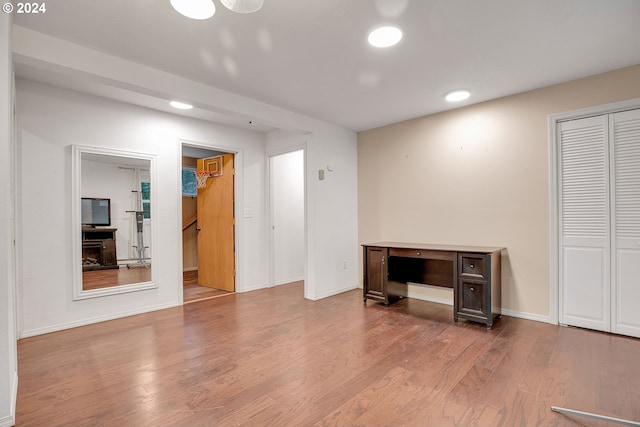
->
19, 301, 182, 338
363, 284, 552, 325
238, 282, 268, 293
182, 267, 198, 272
0, 414, 14, 427
307, 284, 358, 301
500, 308, 552, 324
0, 371, 17, 427
273, 276, 304, 287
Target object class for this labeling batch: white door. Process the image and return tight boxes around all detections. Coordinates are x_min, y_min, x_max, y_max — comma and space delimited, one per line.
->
611, 109, 640, 338
270, 150, 305, 286
559, 115, 610, 332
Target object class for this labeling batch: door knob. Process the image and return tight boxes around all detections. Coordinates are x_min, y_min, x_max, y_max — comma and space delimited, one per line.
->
196, 226, 201, 232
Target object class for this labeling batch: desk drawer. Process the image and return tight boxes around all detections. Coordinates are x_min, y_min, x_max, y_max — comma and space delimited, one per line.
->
459, 254, 486, 278
389, 248, 454, 261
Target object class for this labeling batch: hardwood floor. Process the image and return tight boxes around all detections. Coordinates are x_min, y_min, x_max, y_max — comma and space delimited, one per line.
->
82, 265, 151, 290
183, 270, 233, 303
16, 282, 640, 426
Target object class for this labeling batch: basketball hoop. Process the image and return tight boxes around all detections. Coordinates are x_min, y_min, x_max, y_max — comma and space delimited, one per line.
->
194, 170, 213, 189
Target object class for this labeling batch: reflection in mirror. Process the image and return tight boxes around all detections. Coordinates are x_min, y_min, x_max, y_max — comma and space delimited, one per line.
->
73, 146, 156, 299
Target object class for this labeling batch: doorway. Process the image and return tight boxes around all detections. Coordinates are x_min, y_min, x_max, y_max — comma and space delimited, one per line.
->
181, 144, 236, 304
269, 149, 305, 289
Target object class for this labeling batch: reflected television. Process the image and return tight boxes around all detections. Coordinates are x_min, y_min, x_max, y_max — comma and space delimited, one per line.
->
81, 198, 111, 227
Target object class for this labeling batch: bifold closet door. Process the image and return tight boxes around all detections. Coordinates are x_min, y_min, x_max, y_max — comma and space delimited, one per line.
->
559, 115, 610, 332
611, 109, 640, 338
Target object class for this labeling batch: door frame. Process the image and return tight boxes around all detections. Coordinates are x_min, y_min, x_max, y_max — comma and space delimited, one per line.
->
548, 97, 640, 325
178, 140, 243, 300
267, 144, 307, 295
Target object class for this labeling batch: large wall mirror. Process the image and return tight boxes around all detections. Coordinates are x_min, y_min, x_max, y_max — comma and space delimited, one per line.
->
72, 145, 157, 300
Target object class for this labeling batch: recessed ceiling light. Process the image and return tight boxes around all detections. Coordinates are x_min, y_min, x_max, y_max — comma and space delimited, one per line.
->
170, 0, 215, 20
220, 0, 263, 13
445, 90, 471, 102
368, 26, 403, 48
170, 101, 194, 110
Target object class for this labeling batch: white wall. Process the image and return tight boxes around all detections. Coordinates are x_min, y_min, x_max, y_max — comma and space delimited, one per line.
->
13, 26, 359, 329
16, 79, 267, 336
271, 150, 304, 285
0, 14, 18, 427
265, 129, 358, 300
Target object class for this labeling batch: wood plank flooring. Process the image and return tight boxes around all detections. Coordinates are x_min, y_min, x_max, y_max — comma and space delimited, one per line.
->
183, 270, 233, 303
16, 282, 640, 426
82, 265, 151, 290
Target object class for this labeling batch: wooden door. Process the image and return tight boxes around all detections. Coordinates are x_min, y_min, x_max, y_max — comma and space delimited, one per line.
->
197, 154, 235, 291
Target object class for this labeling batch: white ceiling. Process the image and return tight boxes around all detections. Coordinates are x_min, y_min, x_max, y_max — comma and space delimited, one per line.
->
13, 0, 640, 132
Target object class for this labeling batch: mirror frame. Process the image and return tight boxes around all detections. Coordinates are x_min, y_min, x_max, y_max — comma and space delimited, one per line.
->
72, 145, 158, 300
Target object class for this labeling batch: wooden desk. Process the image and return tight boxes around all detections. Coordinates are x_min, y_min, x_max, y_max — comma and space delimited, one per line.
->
363, 242, 504, 329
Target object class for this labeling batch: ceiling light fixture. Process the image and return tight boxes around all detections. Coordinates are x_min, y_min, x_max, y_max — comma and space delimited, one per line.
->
368, 25, 403, 48
220, 0, 263, 13
170, 101, 194, 110
445, 90, 471, 102
170, 0, 216, 20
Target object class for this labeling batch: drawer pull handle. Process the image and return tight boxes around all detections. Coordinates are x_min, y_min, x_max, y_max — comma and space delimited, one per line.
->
417, 252, 421, 256
470, 264, 475, 268
470, 287, 475, 292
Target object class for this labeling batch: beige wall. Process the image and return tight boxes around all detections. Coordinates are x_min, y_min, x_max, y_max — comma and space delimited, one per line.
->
358, 64, 640, 319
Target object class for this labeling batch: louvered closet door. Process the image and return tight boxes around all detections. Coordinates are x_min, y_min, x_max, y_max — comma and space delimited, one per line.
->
612, 109, 640, 338
559, 115, 610, 332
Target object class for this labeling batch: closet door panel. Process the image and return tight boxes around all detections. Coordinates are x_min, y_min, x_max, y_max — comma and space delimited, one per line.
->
562, 245, 608, 328
615, 250, 640, 337
612, 109, 640, 337
559, 115, 610, 332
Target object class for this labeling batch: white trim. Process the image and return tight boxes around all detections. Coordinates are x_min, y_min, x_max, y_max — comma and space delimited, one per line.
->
272, 276, 304, 287
500, 308, 552, 324
71, 145, 159, 300
73, 281, 158, 300
402, 290, 552, 324
0, 371, 18, 427
406, 293, 453, 306
0, 415, 15, 427
182, 266, 198, 272
240, 282, 268, 293
19, 301, 180, 338
406, 284, 454, 306
548, 97, 640, 326
551, 98, 640, 123
306, 284, 358, 301
548, 114, 560, 325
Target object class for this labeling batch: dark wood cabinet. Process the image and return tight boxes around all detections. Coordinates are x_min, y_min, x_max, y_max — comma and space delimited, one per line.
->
363, 242, 503, 329
455, 252, 501, 328
82, 227, 118, 271
363, 246, 388, 303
